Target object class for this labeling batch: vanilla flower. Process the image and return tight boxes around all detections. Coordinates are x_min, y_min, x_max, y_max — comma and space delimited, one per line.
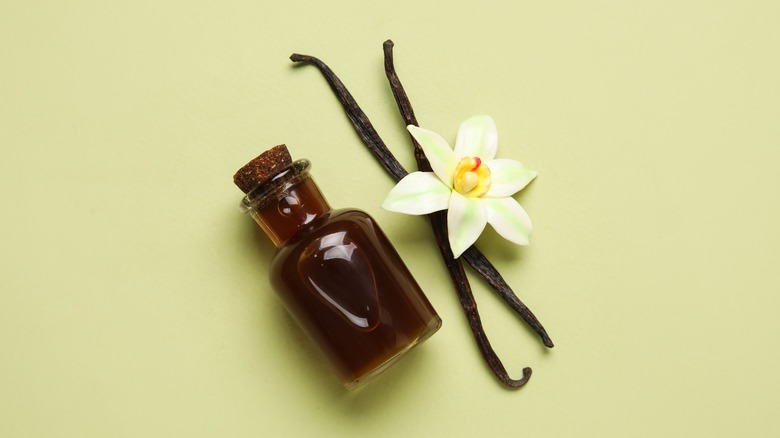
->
382, 115, 537, 258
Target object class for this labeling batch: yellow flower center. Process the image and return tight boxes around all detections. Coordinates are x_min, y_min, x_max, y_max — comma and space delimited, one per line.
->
453, 157, 491, 197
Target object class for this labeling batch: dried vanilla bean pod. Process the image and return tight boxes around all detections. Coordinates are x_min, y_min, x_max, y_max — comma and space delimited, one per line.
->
382, 40, 554, 348
290, 49, 532, 387
381, 42, 430, 171
461, 249, 553, 347
290, 53, 407, 181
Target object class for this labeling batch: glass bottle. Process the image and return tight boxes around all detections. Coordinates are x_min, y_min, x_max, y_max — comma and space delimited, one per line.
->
239, 158, 441, 389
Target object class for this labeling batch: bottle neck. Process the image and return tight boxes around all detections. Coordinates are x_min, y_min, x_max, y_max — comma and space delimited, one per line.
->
242, 161, 331, 247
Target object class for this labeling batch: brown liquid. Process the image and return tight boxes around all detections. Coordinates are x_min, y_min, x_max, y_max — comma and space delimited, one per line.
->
254, 176, 441, 387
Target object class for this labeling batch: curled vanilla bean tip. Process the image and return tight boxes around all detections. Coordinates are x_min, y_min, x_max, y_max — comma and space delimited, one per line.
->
512, 367, 533, 387
499, 368, 533, 388
497, 367, 532, 388
289, 53, 307, 62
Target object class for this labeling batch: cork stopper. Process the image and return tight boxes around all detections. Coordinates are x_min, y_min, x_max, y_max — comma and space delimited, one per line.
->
233, 144, 293, 194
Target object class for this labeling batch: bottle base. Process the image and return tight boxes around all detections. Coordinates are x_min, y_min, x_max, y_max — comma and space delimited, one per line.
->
343, 315, 442, 391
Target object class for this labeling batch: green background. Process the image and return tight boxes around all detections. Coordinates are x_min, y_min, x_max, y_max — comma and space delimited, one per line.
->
2, 1, 779, 436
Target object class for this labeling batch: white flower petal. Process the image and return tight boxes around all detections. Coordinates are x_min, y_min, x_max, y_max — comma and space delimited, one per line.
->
381, 172, 452, 215
447, 191, 487, 258
407, 125, 457, 187
483, 197, 532, 245
454, 115, 498, 161
484, 159, 537, 198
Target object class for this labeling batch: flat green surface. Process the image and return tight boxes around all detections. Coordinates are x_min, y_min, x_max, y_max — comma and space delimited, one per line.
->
2, 1, 779, 436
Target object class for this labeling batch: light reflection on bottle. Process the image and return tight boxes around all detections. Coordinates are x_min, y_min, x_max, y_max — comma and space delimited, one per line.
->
301, 230, 380, 331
